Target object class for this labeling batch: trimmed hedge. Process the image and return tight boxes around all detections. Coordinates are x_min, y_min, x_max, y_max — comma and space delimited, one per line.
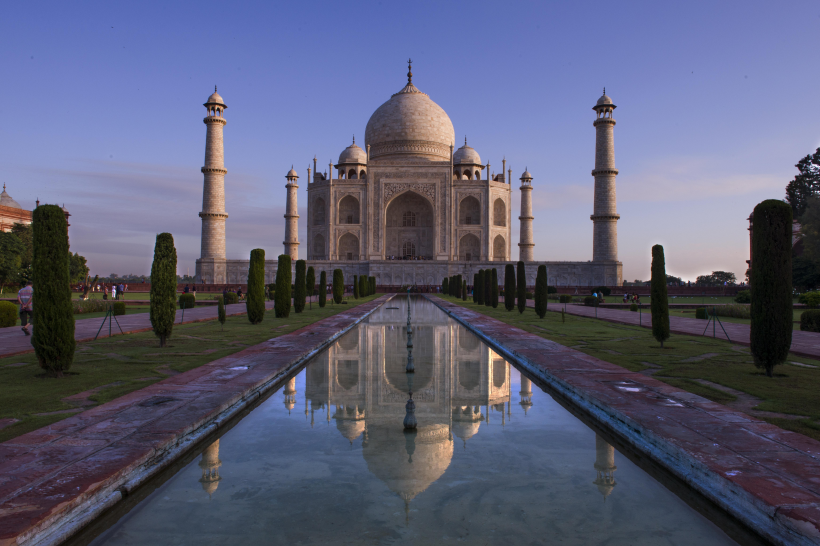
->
799, 291, 820, 308
584, 296, 598, 307
370, 276, 376, 296
559, 295, 572, 303
734, 290, 751, 304
224, 292, 238, 305
534, 265, 547, 318
332, 269, 344, 304
353, 274, 360, 299
178, 294, 196, 309
294, 259, 306, 313
275, 254, 292, 318
0, 301, 17, 327
306, 266, 315, 307
516, 261, 526, 314
800, 310, 820, 332
267, 283, 276, 301
650, 245, 670, 347
547, 285, 557, 294
455, 274, 462, 299
442, 277, 449, 295
149, 232, 177, 349
504, 264, 515, 311
319, 271, 327, 308
695, 307, 708, 319
476, 270, 485, 305
630, 303, 638, 312
247, 249, 266, 323
462, 279, 467, 301
112, 302, 126, 316
491, 269, 499, 308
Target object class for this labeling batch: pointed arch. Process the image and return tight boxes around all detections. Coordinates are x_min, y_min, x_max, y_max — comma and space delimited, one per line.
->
493, 198, 506, 227
493, 234, 506, 261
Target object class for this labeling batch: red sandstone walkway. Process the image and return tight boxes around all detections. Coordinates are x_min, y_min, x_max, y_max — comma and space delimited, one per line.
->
0, 295, 391, 546
0, 301, 278, 359
432, 296, 820, 546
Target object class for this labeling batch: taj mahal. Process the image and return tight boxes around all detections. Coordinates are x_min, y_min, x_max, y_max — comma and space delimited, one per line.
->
195, 61, 623, 287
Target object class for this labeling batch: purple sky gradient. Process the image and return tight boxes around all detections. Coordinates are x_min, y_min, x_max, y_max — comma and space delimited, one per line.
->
2, 1, 818, 282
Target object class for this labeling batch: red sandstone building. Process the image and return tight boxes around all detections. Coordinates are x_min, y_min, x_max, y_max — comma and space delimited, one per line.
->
0, 184, 70, 233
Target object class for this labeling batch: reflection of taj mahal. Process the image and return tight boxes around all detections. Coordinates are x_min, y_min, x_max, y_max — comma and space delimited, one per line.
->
195, 62, 623, 287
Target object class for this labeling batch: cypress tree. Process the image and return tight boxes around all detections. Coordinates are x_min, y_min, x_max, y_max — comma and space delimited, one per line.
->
294, 259, 307, 313
274, 254, 292, 318
217, 295, 226, 331
476, 270, 485, 305
534, 265, 548, 318
484, 269, 492, 307
332, 269, 344, 304
319, 270, 327, 308
462, 279, 467, 301
455, 274, 462, 298
246, 248, 266, 323
472, 273, 478, 303
31, 205, 75, 375
516, 261, 527, 314
359, 275, 366, 298
353, 274, 360, 299
650, 245, 670, 347
448, 275, 453, 296
306, 266, 315, 309
370, 276, 376, 296
751, 200, 793, 377
504, 264, 515, 311
491, 269, 499, 308
442, 277, 449, 295
149, 232, 177, 348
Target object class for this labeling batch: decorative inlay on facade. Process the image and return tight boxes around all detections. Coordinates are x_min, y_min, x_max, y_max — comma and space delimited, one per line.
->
383, 182, 436, 202
380, 172, 440, 179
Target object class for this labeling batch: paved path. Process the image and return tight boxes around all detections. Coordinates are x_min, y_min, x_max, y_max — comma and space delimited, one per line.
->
431, 296, 820, 545
0, 301, 277, 359
0, 295, 391, 546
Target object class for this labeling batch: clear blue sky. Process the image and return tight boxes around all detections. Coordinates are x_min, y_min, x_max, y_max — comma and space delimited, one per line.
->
2, 1, 818, 281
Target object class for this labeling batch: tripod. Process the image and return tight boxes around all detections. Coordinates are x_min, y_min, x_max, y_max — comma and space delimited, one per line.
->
94, 303, 124, 340
702, 306, 731, 342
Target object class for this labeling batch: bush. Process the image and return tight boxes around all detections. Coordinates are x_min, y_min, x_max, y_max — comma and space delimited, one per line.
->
734, 290, 751, 304
695, 307, 708, 319
224, 292, 238, 305
149, 233, 177, 348
799, 291, 820, 308
526, 292, 534, 299
217, 296, 226, 328
559, 294, 572, 303
491, 269, 499, 308
293, 259, 306, 313
113, 302, 126, 316
630, 303, 638, 312
534, 265, 547, 318
650, 245, 670, 347
275, 254, 292, 318
713, 304, 752, 320
0, 301, 17, 327
584, 296, 598, 307
517, 262, 526, 314
72, 299, 109, 314
332, 269, 344, 304
547, 285, 557, 294
800, 310, 820, 332
750, 199, 793, 377
319, 271, 327, 308
179, 294, 196, 309
247, 249, 266, 323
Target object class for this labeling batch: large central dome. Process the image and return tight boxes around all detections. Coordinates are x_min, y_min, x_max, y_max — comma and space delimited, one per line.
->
365, 77, 455, 161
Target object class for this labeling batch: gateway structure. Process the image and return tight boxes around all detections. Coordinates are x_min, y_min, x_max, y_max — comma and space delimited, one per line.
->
195, 64, 622, 287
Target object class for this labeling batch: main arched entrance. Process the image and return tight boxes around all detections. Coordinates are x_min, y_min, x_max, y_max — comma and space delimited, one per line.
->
384, 191, 435, 259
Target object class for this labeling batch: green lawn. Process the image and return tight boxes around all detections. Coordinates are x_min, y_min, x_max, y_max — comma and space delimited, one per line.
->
0, 294, 379, 443
665, 308, 805, 330
438, 296, 820, 442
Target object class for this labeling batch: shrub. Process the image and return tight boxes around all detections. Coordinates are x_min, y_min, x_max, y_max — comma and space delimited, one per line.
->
275, 254, 292, 318
559, 295, 572, 304
178, 294, 196, 309
517, 261, 526, 314
491, 269, 499, 308
455, 274, 462, 299
332, 269, 344, 304
113, 302, 126, 316
0, 301, 17, 327
462, 279, 467, 301
695, 307, 708, 319
319, 271, 327, 308
547, 285, 557, 294
584, 296, 598, 307
799, 291, 820, 308
247, 249, 266, 323
650, 245, 670, 348
734, 290, 751, 304
217, 296, 226, 329
526, 292, 534, 300
224, 292, 238, 305
534, 265, 547, 318
630, 303, 638, 312
306, 267, 315, 307
476, 270, 485, 305
267, 283, 276, 301
150, 233, 177, 348
713, 304, 752, 320
360, 275, 367, 299
72, 299, 109, 314
800, 310, 820, 332
353, 275, 360, 299
750, 199, 793, 377
293, 259, 306, 314
442, 277, 449, 295
504, 264, 515, 311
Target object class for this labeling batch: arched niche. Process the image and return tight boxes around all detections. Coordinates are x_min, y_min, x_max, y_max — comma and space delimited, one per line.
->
339, 195, 360, 224
338, 232, 359, 260
313, 198, 326, 225
493, 235, 506, 261
459, 196, 480, 225
384, 191, 434, 259
493, 198, 506, 227
459, 233, 480, 261
312, 233, 326, 259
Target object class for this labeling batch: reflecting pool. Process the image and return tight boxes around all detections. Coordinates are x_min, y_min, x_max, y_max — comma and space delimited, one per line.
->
90, 297, 738, 545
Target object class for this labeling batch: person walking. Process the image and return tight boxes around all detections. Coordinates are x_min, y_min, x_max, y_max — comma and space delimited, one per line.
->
17, 281, 33, 336
103, 285, 109, 300
111, 284, 117, 300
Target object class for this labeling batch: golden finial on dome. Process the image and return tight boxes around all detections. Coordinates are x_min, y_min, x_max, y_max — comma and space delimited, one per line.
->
407, 58, 413, 84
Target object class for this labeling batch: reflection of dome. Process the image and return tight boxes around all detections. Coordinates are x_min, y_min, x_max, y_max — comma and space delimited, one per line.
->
362, 424, 453, 502
338, 138, 367, 164
451, 406, 483, 448
365, 75, 455, 161
0, 185, 21, 209
453, 139, 481, 165
335, 416, 366, 444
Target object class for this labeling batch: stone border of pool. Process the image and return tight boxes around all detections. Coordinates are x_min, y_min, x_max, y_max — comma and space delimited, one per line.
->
427, 295, 820, 546
0, 295, 393, 546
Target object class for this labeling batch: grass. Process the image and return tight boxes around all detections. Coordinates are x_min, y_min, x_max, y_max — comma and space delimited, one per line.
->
0, 294, 379, 443
438, 295, 820, 442
666, 308, 804, 330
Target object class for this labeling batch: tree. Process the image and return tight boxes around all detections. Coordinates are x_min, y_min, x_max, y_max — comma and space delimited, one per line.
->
476, 270, 485, 305
31, 205, 75, 376
504, 264, 515, 311
217, 296, 226, 331
359, 274, 366, 298
306, 266, 315, 309
442, 277, 449, 296
455, 274, 462, 299
69, 252, 89, 284
462, 279, 467, 301
751, 200, 793, 377
785, 147, 820, 218
332, 269, 344, 304
516, 261, 526, 314
472, 273, 478, 303
319, 271, 327, 308
11, 223, 32, 278
534, 265, 548, 318
274, 255, 292, 318
651, 245, 670, 348
0, 231, 25, 293
695, 271, 737, 286
491, 269, 499, 308
247, 249, 266, 323
353, 274, 360, 299
799, 197, 820, 263
666, 274, 683, 285
294, 259, 307, 313
149, 233, 177, 348
793, 254, 820, 291
484, 270, 491, 307
370, 276, 376, 296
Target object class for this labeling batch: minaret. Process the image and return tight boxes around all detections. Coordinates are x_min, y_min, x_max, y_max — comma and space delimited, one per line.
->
518, 169, 534, 261
284, 167, 300, 259
200, 87, 228, 262
593, 434, 617, 498
283, 377, 297, 414
198, 439, 222, 497
519, 376, 533, 415
591, 88, 620, 262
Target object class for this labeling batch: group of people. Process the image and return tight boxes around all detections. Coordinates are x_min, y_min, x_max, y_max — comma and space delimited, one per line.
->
622, 292, 642, 304
222, 286, 243, 301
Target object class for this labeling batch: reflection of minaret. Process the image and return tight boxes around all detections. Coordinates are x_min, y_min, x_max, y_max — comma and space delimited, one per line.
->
198, 440, 222, 498
593, 434, 617, 499
284, 377, 297, 415
519, 377, 533, 414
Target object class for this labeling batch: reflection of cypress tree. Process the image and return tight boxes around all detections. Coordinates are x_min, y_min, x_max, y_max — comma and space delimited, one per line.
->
491, 269, 499, 308
149, 233, 177, 348
31, 205, 75, 375
504, 264, 515, 311
294, 259, 306, 313
534, 265, 547, 318
319, 271, 327, 308
650, 245, 670, 347
246, 248, 266, 323
476, 270, 485, 305
275, 255, 292, 317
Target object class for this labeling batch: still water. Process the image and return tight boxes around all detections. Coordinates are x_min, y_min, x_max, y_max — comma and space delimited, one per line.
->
91, 297, 737, 545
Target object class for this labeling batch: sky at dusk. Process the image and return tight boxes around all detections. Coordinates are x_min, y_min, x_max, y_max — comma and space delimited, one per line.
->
2, 1, 819, 282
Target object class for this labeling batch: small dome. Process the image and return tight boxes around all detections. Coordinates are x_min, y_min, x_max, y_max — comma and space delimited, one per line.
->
453, 139, 481, 165
338, 139, 367, 164
286, 167, 299, 178
520, 169, 533, 180
596, 94, 613, 106
205, 86, 227, 107
0, 185, 22, 209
